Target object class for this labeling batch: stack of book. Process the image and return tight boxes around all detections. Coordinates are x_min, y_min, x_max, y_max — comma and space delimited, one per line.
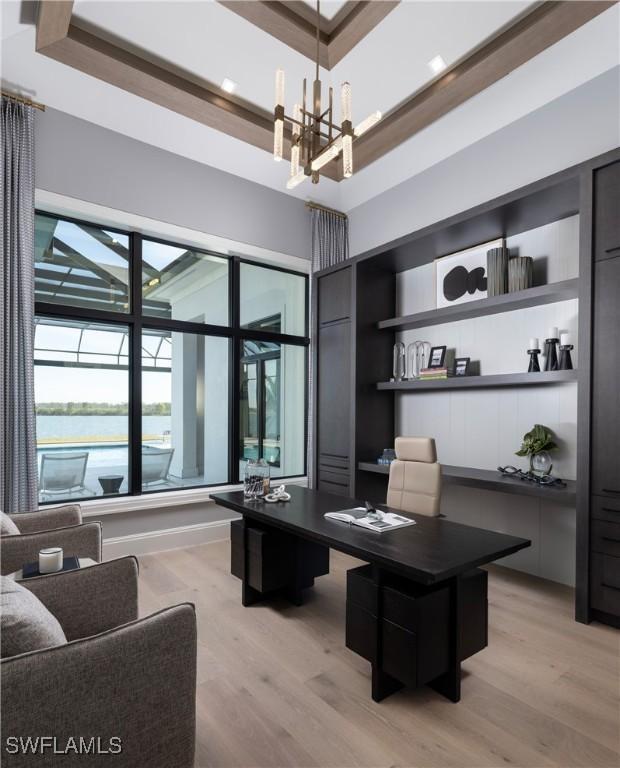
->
418, 367, 450, 380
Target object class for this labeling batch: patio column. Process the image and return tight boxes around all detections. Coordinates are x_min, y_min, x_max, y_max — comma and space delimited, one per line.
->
170, 332, 203, 479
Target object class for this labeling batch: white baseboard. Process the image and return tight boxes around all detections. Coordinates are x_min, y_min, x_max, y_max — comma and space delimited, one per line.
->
103, 518, 235, 559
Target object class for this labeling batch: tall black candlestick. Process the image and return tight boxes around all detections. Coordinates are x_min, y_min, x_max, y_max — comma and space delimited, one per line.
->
558, 344, 574, 371
544, 338, 559, 371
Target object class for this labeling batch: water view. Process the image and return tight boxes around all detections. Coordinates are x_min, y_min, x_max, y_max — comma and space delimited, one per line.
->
36, 414, 172, 499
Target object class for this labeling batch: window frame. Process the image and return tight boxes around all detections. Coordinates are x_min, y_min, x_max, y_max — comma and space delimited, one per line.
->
34, 210, 310, 504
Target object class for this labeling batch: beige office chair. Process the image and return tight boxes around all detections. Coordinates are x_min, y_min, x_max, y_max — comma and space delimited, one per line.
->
386, 437, 441, 516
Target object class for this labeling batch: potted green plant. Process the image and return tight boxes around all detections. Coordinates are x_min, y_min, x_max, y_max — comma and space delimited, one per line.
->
516, 424, 557, 476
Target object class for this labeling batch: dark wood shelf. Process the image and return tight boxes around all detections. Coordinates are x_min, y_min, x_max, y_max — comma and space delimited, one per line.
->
377, 370, 578, 391
357, 462, 576, 505
377, 278, 579, 332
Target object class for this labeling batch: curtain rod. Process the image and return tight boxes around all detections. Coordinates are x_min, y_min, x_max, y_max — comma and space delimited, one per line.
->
305, 201, 347, 219
1, 90, 46, 111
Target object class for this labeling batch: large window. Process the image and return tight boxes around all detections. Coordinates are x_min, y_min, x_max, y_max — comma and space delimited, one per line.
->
34, 212, 308, 504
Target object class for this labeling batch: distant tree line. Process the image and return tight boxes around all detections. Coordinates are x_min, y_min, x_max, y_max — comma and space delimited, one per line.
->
36, 402, 171, 416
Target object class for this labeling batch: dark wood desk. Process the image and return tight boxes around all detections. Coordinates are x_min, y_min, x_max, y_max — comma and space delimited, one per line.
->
213, 486, 530, 703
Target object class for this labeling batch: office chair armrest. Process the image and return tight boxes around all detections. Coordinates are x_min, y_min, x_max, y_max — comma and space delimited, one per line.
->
0, 522, 102, 576
1, 604, 197, 768
8, 504, 82, 534
21, 557, 138, 641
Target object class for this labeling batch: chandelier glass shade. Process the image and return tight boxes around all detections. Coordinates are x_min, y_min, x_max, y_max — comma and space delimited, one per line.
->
273, 1, 381, 188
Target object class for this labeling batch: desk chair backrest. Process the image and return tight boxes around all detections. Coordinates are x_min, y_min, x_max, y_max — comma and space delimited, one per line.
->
387, 437, 441, 517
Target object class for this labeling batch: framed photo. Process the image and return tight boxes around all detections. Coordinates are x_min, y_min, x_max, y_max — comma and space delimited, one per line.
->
434, 238, 504, 309
454, 357, 470, 377
428, 346, 446, 369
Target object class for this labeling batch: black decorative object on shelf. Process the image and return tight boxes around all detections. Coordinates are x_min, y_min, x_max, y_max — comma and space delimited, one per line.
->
558, 331, 574, 370
527, 348, 541, 372
497, 466, 567, 489
544, 337, 559, 371
559, 344, 574, 370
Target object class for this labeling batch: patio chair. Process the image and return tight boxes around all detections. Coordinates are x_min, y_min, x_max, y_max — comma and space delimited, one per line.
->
38, 452, 93, 501
141, 447, 175, 487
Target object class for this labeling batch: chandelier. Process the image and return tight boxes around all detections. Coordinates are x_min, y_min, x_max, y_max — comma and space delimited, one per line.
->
273, 0, 381, 189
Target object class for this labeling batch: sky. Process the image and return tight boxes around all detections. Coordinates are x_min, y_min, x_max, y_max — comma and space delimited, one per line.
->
34, 367, 170, 405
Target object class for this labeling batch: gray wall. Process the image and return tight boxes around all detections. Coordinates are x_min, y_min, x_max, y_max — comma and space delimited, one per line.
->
35, 108, 311, 261
349, 68, 620, 257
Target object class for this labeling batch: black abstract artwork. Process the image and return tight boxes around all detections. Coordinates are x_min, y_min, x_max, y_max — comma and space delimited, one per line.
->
443, 266, 487, 302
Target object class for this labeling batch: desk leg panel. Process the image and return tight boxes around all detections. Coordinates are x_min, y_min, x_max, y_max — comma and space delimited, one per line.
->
428, 575, 462, 703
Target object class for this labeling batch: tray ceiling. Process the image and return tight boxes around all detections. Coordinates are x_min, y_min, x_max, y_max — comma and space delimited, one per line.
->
1, 0, 618, 210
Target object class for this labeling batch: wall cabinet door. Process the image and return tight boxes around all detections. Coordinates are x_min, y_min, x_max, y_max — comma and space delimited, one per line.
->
317, 319, 351, 462
594, 161, 620, 262
318, 267, 351, 326
316, 268, 354, 496
591, 256, 620, 496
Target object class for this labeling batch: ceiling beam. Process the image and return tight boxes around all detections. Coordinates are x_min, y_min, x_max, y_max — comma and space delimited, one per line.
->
34, 0, 617, 184
36, 0, 73, 50
37, 25, 273, 149
352, 0, 617, 174
327, 1, 400, 67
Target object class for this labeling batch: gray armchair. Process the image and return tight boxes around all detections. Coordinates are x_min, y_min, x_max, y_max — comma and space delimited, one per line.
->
1, 505, 102, 576
1, 557, 197, 767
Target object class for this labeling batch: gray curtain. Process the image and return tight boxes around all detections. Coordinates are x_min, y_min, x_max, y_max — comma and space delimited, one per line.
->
307, 207, 349, 488
1, 98, 38, 513
310, 207, 349, 270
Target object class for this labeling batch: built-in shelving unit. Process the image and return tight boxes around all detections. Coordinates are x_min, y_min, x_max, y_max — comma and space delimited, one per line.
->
377, 278, 579, 332
357, 461, 576, 504
376, 369, 577, 391
314, 148, 620, 625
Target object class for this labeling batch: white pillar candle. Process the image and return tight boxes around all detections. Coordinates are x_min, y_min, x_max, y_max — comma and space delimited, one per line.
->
549, 327, 559, 340
39, 547, 63, 574
529, 337, 539, 350
560, 332, 572, 346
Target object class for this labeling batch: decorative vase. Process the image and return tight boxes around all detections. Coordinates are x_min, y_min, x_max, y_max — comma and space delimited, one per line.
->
487, 247, 509, 296
530, 451, 552, 476
392, 342, 406, 382
507, 256, 533, 292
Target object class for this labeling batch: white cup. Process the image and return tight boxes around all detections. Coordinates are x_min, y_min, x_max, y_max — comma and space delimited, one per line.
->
39, 547, 63, 574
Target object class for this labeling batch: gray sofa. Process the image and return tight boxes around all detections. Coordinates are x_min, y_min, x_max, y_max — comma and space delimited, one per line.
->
0, 505, 102, 576
1, 557, 197, 767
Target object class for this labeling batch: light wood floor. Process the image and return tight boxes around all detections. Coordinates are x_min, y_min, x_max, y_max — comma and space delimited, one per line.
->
138, 541, 620, 768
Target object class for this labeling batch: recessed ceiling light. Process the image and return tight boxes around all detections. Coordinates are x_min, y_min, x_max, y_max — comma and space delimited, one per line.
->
221, 78, 237, 94
427, 54, 447, 75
